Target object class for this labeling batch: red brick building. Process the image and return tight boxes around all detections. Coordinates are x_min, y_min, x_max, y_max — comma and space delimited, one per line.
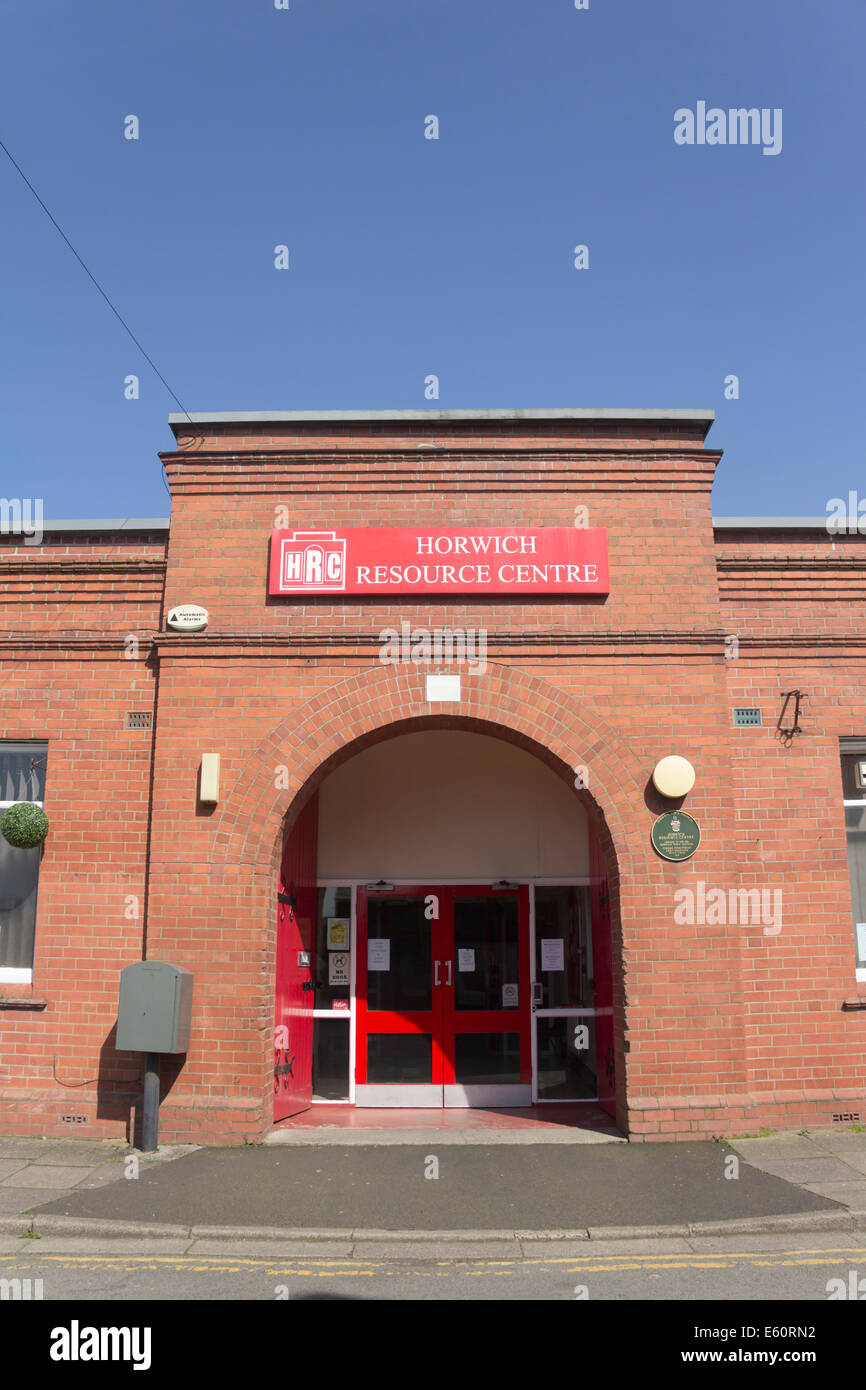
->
1, 408, 864, 1144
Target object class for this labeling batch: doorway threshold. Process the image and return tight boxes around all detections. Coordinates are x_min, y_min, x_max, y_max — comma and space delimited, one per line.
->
266, 1104, 625, 1145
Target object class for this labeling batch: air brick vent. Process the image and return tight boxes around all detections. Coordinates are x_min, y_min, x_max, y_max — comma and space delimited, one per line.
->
125, 711, 153, 730
732, 708, 762, 727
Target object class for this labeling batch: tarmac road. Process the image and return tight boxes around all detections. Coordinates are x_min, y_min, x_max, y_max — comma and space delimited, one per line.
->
31, 1141, 840, 1231
2, 1231, 865, 1302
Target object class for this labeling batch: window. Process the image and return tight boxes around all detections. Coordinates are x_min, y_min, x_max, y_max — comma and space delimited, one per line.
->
533, 885, 599, 1100
0, 742, 48, 983
312, 886, 352, 1100
840, 741, 866, 982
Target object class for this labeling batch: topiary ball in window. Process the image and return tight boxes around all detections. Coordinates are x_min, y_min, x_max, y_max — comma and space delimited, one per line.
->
1, 803, 49, 849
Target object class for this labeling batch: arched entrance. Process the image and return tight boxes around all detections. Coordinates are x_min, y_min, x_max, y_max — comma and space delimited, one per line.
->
274, 726, 619, 1123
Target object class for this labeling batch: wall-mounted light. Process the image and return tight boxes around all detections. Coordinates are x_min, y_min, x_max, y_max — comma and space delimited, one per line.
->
652, 755, 695, 798
200, 753, 220, 803
366, 880, 395, 891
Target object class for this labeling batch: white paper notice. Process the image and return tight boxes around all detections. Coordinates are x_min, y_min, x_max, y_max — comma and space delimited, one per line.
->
458, 948, 476, 972
857, 923, 866, 960
541, 938, 565, 972
367, 938, 390, 971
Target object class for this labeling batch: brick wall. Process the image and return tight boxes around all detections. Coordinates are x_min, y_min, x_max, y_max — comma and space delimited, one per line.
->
1, 417, 863, 1143
0, 529, 166, 1139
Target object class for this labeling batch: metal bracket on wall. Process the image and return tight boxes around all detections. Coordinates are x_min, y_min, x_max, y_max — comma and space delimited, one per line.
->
777, 690, 806, 745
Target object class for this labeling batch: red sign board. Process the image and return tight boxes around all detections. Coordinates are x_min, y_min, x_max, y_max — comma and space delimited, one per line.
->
268, 527, 608, 597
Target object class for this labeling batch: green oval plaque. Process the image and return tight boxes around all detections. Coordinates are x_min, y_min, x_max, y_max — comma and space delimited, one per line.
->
651, 810, 700, 861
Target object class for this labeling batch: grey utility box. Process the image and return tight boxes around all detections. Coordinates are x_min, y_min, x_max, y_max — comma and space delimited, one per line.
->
116, 961, 194, 1054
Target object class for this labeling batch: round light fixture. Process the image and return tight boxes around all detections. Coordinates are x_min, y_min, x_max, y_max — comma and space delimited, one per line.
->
652, 755, 695, 798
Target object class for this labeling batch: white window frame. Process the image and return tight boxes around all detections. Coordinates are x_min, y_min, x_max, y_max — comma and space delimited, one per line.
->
840, 739, 866, 983
529, 882, 608, 1103
310, 882, 355, 1103
0, 797, 43, 984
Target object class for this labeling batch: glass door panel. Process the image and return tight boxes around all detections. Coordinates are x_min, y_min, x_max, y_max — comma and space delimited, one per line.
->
366, 1033, 433, 1084
356, 885, 532, 1108
311, 886, 352, 1101
454, 1031, 521, 1084
532, 885, 604, 1103
355, 888, 445, 1105
445, 887, 531, 1108
535, 1014, 598, 1099
534, 886, 593, 1009
312, 1020, 351, 1101
453, 895, 519, 1012
366, 896, 432, 1012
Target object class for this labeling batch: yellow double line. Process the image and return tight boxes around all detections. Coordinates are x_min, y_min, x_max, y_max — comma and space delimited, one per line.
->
2, 1247, 866, 1279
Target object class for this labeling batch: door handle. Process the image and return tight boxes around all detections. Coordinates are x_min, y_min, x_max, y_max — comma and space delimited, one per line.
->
445, 959, 452, 986
531, 981, 543, 1012
434, 960, 441, 985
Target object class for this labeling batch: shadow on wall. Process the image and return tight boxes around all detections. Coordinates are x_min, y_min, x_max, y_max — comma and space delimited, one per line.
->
88, 1027, 186, 1147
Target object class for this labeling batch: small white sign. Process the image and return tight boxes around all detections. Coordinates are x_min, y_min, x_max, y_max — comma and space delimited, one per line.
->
502, 983, 519, 1008
167, 604, 209, 632
329, 952, 350, 986
458, 948, 476, 972
426, 673, 461, 702
541, 938, 565, 972
857, 923, 866, 961
368, 938, 390, 971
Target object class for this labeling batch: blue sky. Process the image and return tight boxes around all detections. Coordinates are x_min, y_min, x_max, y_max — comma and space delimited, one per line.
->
1, 0, 863, 519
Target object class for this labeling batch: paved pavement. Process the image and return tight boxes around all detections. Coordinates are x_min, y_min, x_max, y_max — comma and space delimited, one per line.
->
1, 1128, 864, 1244
727, 1132, 866, 1210
0, 1133, 855, 1234
0, 1138, 197, 1217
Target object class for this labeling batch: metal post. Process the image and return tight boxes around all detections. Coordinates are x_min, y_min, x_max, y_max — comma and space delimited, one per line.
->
141, 1052, 160, 1152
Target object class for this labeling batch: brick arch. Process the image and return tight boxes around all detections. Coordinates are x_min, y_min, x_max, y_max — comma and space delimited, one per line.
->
211, 662, 648, 891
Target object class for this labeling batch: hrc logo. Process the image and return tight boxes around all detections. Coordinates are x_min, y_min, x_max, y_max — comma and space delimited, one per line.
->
279, 531, 346, 592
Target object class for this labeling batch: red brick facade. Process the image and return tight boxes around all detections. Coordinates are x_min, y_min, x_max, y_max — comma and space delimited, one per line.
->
1, 410, 864, 1143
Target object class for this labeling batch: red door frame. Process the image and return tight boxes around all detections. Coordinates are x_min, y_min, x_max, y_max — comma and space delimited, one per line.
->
355, 884, 532, 1093
445, 885, 532, 1089
273, 794, 318, 1121
356, 885, 443, 1084
589, 822, 616, 1118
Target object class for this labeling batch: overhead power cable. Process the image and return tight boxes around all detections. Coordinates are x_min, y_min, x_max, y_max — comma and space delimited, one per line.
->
0, 136, 193, 454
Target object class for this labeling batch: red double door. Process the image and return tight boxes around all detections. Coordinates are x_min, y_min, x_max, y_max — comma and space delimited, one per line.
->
355, 884, 532, 1107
